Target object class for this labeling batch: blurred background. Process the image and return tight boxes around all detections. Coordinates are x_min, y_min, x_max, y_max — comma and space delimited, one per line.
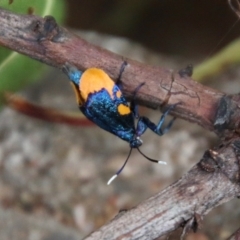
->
66, 0, 240, 59
0, 0, 240, 240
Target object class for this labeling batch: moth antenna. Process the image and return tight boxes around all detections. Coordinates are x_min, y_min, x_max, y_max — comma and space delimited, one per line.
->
107, 148, 133, 185
137, 147, 167, 165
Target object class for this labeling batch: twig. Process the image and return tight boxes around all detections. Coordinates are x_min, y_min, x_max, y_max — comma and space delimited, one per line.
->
0, 7, 230, 133
85, 139, 240, 239
1, 7, 240, 239
4, 93, 93, 126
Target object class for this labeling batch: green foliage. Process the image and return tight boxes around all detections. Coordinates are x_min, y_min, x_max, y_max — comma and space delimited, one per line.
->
0, 0, 66, 95
193, 38, 240, 82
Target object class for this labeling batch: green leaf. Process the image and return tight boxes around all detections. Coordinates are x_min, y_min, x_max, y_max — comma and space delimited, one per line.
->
0, 0, 66, 102
193, 38, 240, 82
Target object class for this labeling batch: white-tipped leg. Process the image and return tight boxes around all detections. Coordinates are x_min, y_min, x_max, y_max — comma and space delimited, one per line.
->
158, 160, 167, 165
107, 174, 118, 185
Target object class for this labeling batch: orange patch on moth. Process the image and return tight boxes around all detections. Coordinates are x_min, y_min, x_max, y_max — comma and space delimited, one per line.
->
116, 90, 122, 98
70, 82, 84, 106
79, 68, 114, 101
117, 104, 131, 115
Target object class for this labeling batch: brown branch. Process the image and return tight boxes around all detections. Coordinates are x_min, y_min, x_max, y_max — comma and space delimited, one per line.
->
85, 139, 240, 239
0, 7, 236, 134
1, 7, 240, 239
4, 93, 93, 126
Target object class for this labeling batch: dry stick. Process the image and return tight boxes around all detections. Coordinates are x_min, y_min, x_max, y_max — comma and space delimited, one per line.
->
86, 140, 240, 240
1, 7, 240, 239
4, 93, 93, 126
0, 7, 229, 132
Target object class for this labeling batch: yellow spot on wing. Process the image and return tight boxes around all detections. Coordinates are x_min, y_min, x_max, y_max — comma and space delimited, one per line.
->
70, 82, 83, 106
80, 68, 115, 101
116, 90, 122, 98
118, 104, 131, 115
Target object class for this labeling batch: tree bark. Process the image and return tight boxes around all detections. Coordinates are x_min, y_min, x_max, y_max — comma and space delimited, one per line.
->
0, 7, 230, 133
85, 139, 240, 239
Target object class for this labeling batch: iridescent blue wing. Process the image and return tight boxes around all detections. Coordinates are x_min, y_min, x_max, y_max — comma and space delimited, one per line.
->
81, 88, 135, 142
